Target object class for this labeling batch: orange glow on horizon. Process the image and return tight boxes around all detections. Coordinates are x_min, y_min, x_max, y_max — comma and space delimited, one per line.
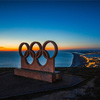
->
0, 48, 18, 51
0, 46, 67, 51
0, 46, 99, 51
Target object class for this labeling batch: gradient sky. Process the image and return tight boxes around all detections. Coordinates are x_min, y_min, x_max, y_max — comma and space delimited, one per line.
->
0, 0, 100, 51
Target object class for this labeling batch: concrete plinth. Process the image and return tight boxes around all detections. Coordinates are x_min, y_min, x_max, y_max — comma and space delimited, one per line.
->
14, 69, 61, 83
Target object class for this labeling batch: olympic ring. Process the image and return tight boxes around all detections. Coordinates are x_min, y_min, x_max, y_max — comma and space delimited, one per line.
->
42, 41, 58, 59
19, 41, 58, 60
30, 42, 42, 58
19, 43, 29, 58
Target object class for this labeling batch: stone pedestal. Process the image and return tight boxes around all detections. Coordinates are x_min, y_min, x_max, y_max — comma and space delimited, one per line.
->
14, 69, 61, 83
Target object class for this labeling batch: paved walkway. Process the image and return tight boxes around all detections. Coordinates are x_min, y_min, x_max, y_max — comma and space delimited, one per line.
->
0, 72, 85, 99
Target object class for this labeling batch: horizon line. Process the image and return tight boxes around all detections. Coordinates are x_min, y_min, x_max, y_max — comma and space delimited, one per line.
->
0, 48, 100, 51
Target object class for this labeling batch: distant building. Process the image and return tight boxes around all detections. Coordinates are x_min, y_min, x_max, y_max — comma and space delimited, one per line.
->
86, 62, 95, 68
80, 53, 100, 68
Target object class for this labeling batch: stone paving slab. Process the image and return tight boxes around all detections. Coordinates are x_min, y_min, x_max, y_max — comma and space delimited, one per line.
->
0, 72, 85, 99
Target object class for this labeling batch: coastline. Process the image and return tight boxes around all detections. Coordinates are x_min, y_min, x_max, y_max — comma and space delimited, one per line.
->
71, 53, 87, 67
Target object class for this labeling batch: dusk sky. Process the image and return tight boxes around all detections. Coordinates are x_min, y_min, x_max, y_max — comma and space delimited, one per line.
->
0, 0, 100, 51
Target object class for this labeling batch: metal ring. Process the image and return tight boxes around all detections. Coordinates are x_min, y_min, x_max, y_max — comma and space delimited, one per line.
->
37, 50, 49, 66
19, 41, 58, 60
19, 42, 29, 58
42, 40, 58, 59
30, 42, 42, 58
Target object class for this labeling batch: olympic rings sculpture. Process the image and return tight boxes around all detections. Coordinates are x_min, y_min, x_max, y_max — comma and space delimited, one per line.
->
19, 40, 58, 63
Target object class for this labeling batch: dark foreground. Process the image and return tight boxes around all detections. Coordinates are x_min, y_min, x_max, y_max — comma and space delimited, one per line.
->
0, 67, 100, 100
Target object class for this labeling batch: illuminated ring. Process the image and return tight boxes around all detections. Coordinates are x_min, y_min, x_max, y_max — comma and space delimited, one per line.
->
30, 42, 42, 58
42, 41, 58, 59
19, 42, 29, 58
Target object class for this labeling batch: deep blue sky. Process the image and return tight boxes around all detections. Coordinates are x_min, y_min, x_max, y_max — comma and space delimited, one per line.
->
0, 0, 100, 50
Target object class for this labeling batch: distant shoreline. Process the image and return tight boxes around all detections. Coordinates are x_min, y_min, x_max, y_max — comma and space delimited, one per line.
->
71, 53, 87, 67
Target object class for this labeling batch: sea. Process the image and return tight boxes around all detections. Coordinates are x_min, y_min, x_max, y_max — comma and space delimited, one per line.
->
85, 54, 100, 58
0, 50, 100, 68
0, 51, 73, 68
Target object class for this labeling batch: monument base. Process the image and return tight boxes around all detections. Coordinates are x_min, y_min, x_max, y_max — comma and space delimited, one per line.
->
14, 69, 62, 83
